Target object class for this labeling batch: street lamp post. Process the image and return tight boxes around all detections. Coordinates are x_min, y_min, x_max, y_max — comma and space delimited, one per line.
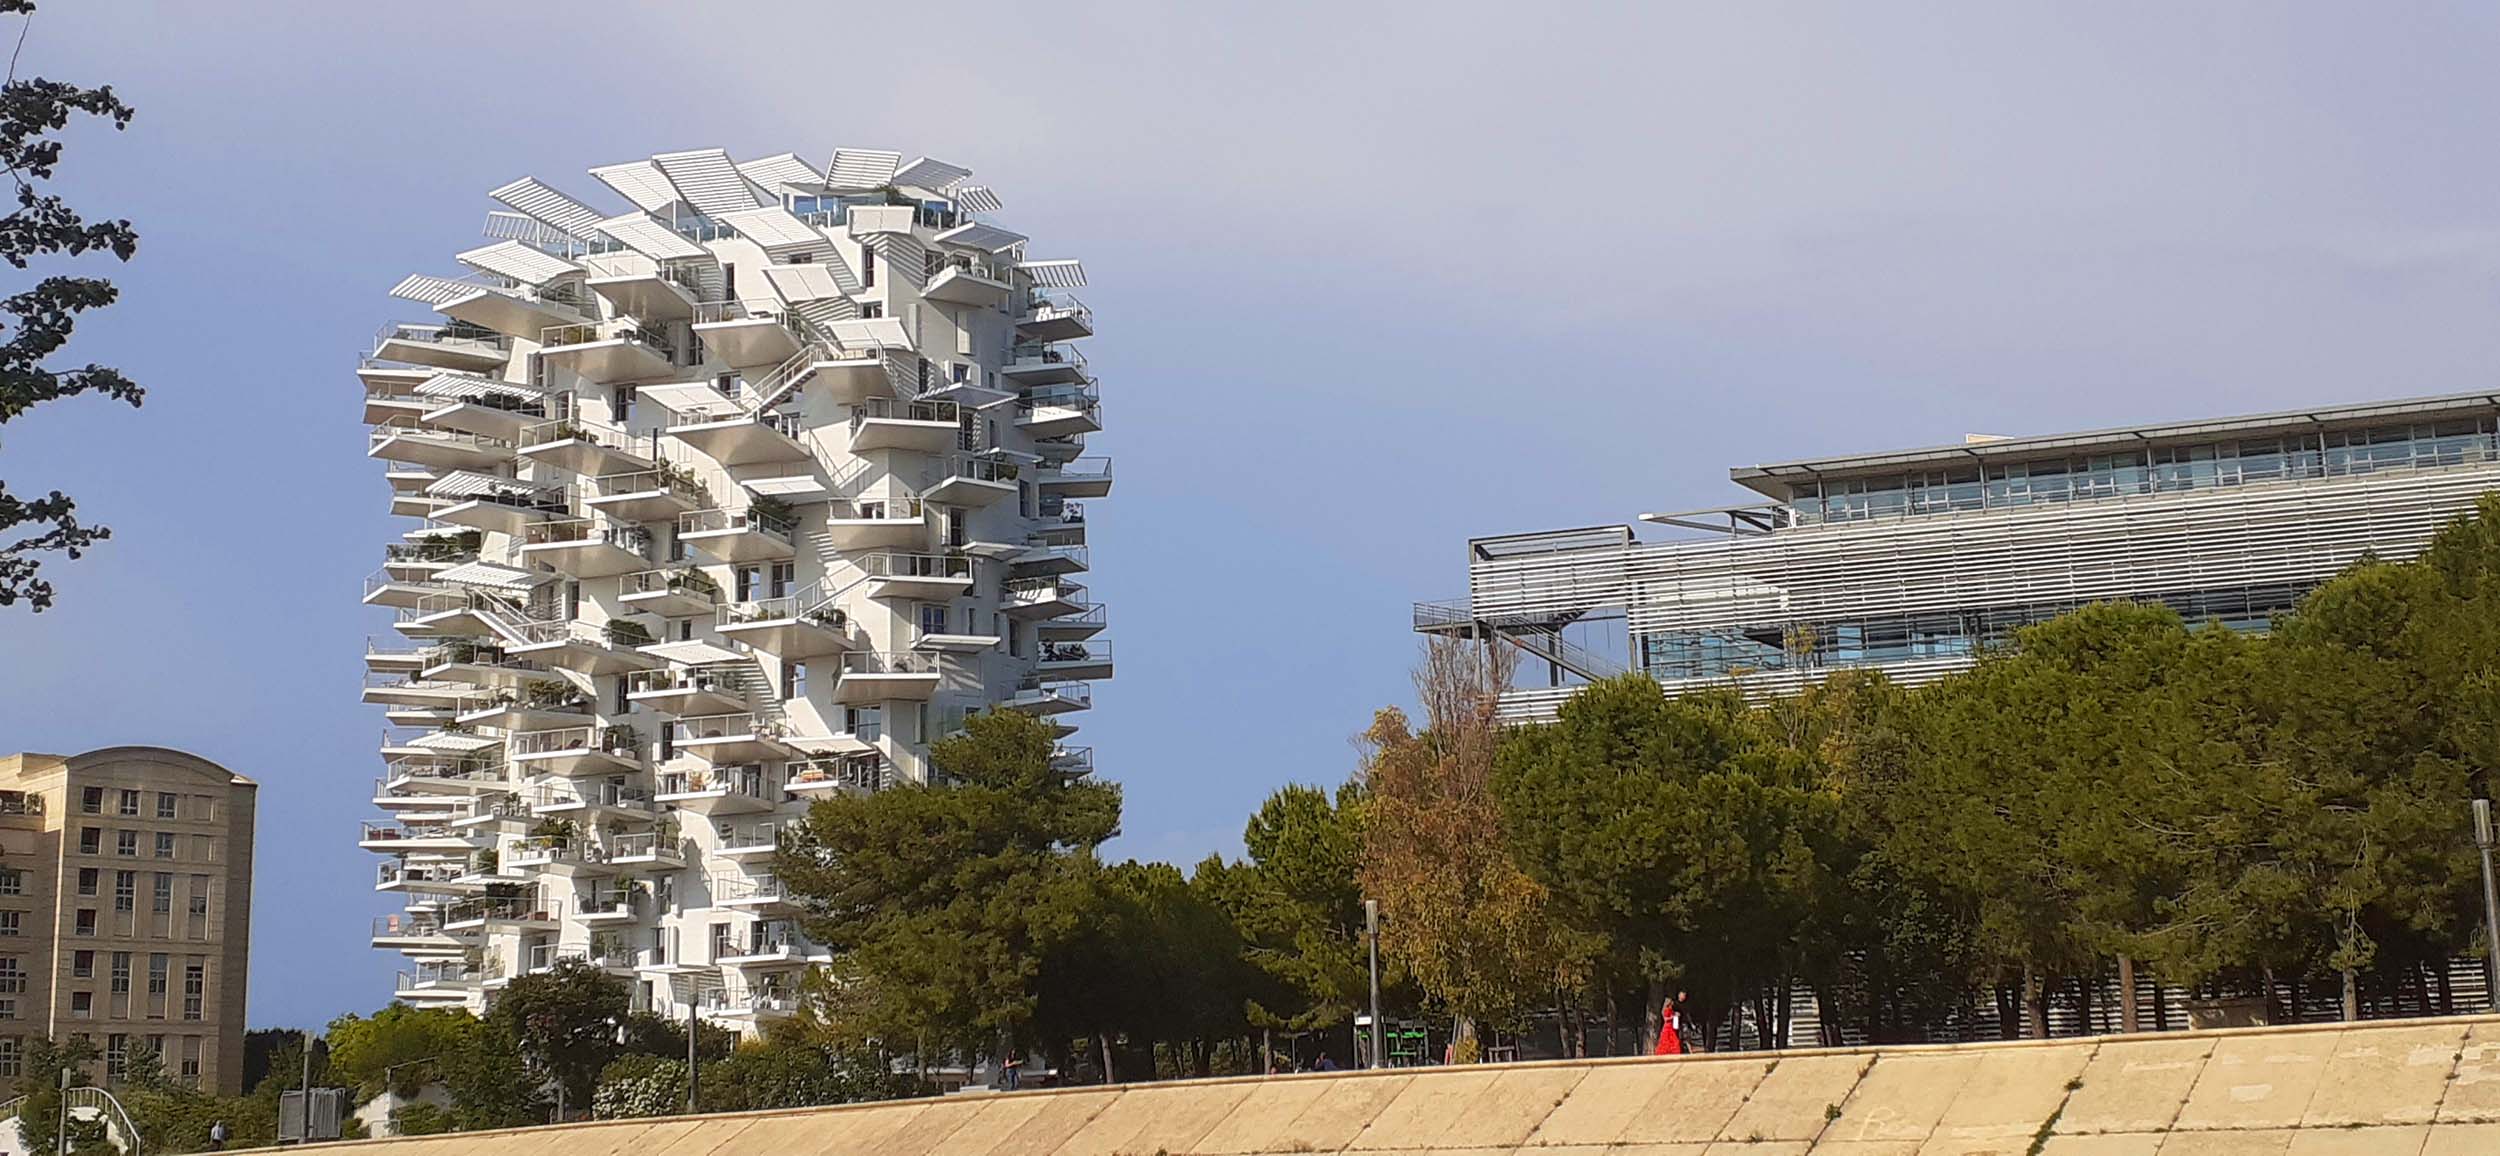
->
1365, 900, 1383, 1069
2475, 799, 2500, 1011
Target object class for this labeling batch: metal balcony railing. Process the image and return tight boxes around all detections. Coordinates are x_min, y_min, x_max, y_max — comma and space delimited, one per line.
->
1003, 576, 1089, 605
827, 496, 926, 521
371, 914, 445, 939
593, 467, 710, 509
509, 724, 641, 760
523, 515, 653, 554
445, 895, 560, 924
611, 831, 683, 860
375, 321, 511, 359
850, 397, 961, 431
656, 766, 770, 798
788, 753, 890, 793
679, 507, 795, 543
718, 581, 846, 630
1038, 639, 1110, 666
625, 663, 742, 698
1011, 683, 1093, 712
840, 651, 942, 677
1040, 457, 1113, 484
540, 322, 669, 353
1020, 292, 1093, 331
621, 566, 722, 604
530, 781, 651, 811
1015, 545, 1090, 570
368, 418, 516, 455
924, 454, 1019, 487
859, 551, 972, 581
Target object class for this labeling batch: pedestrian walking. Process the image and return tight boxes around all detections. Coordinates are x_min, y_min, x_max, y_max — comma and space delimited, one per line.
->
1653, 993, 1686, 1056
209, 1120, 229, 1151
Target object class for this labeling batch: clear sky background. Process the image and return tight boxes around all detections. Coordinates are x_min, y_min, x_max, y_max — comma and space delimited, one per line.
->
3, 1, 2499, 1029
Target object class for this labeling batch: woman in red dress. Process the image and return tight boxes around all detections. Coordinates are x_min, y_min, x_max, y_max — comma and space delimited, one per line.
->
1653, 993, 1685, 1056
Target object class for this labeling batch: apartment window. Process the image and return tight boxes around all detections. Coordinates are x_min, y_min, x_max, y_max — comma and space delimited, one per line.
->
115, 830, 137, 857
72, 951, 93, 978
0, 958, 20, 994
73, 910, 95, 937
918, 603, 949, 639
182, 961, 204, 1021
155, 793, 176, 820
733, 565, 760, 601
70, 991, 90, 1018
190, 796, 218, 823
1007, 621, 1024, 658
846, 706, 881, 742
179, 1037, 199, 1082
860, 247, 875, 288
152, 874, 171, 915
77, 868, 97, 897
188, 876, 209, 920
117, 790, 139, 817
658, 725, 674, 761
783, 661, 806, 702
0, 912, 20, 938
858, 301, 882, 319
614, 676, 629, 714
192, 835, 214, 862
105, 1034, 125, 1078
0, 1038, 17, 1076
916, 356, 929, 392
114, 870, 135, 913
615, 383, 637, 426
78, 827, 100, 855
565, 580, 581, 620
79, 787, 102, 814
0, 870, 19, 897
768, 561, 793, 598
154, 832, 175, 859
148, 955, 167, 996
110, 953, 130, 996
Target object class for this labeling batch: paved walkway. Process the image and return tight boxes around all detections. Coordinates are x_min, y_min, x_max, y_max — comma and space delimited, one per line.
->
280, 1014, 2500, 1155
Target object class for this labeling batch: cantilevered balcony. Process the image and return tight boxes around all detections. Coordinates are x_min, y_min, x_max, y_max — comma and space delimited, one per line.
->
858, 551, 973, 601
418, 383, 552, 442
822, 497, 928, 549
1036, 603, 1108, 642
833, 651, 943, 703
920, 455, 1018, 507
691, 300, 804, 368
1035, 457, 1113, 499
1051, 746, 1096, 777
1015, 292, 1094, 342
419, 639, 553, 689
517, 419, 655, 477
383, 534, 481, 580
443, 895, 561, 931
587, 261, 704, 323
626, 664, 751, 717
847, 397, 961, 453
610, 830, 688, 870
509, 724, 643, 776
394, 962, 483, 1003
713, 820, 787, 862
363, 639, 427, 674
585, 467, 709, 525
371, 322, 511, 374
709, 872, 798, 913
1003, 683, 1092, 716
575, 887, 647, 925
455, 685, 593, 734
519, 517, 655, 579
538, 322, 675, 385
655, 765, 774, 817
506, 619, 663, 677
364, 570, 447, 610
1011, 544, 1090, 578
785, 753, 890, 796
1036, 639, 1114, 682
667, 407, 811, 467
368, 420, 514, 474
359, 821, 477, 855
380, 754, 511, 798
677, 507, 796, 563
669, 713, 793, 764
427, 474, 569, 536
360, 675, 475, 710
1016, 389, 1102, 440
1002, 576, 1089, 619
362, 368, 436, 424
617, 567, 721, 618
375, 860, 477, 896
1002, 343, 1090, 388
716, 584, 852, 659
370, 913, 465, 953
922, 258, 1011, 307
528, 780, 653, 824
504, 834, 618, 879
438, 279, 595, 339
1032, 499, 1087, 547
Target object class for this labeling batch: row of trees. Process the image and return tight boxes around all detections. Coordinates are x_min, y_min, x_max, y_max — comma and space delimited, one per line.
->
777, 495, 2500, 1070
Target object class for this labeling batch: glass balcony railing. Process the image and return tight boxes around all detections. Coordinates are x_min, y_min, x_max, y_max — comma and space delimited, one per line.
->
622, 567, 722, 605
840, 651, 942, 677
859, 552, 972, 581
509, 724, 641, 760
788, 753, 890, 793
679, 507, 795, 543
851, 397, 961, 430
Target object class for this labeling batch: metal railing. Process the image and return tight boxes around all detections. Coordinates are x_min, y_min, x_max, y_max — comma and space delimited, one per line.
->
1040, 604, 1107, 632
398, 961, 480, 989
1010, 683, 1093, 712
530, 781, 651, 811
924, 454, 1019, 486
1004, 576, 1089, 605
709, 873, 787, 903
1020, 292, 1093, 331
593, 467, 710, 509
578, 889, 642, 917
827, 496, 926, 521
626, 664, 744, 698
851, 396, 961, 431
1040, 457, 1113, 484
669, 711, 785, 744
788, 753, 890, 793
507, 835, 612, 868
368, 418, 516, 455
621, 566, 722, 604
509, 724, 641, 759
611, 831, 683, 860
522, 515, 653, 556
540, 322, 669, 352
1008, 343, 1089, 373
718, 581, 847, 630
371, 914, 446, 938
859, 551, 972, 581
386, 536, 483, 565
1015, 545, 1091, 570
360, 821, 461, 843
841, 650, 943, 677
657, 766, 770, 798
1038, 639, 1110, 666
715, 821, 783, 851
381, 755, 508, 789
679, 506, 796, 543
375, 321, 510, 358
1051, 746, 1096, 776
445, 895, 560, 924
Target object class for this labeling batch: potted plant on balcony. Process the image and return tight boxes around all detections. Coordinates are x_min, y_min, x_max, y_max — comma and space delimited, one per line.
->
471, 847, 499, 875
530, 818, 576, 848
602, 618, 656, 648
748, 493, 794, 530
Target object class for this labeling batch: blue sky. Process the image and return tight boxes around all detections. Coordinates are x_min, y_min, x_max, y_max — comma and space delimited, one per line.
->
5, 1, 2500, 1029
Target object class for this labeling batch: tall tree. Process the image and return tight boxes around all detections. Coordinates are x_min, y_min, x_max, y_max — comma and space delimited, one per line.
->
1360, 636, 1586, 1053
781, 710, 1120, 1066
1210, 782, 1378, 1035
486, 959, 629, 1113
0, 0, 139, 611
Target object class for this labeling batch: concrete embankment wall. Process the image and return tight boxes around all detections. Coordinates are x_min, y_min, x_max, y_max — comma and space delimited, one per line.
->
276, 1014, 2500, 1156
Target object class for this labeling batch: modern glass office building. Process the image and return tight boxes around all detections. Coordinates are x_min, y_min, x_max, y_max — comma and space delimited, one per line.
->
1419, 390, 2500, 721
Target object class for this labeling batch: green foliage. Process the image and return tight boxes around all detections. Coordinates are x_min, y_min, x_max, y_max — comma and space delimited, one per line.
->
780, 709, 1119, 1058
0, 0, 141, 611
13, 1036, 105, 1156
486, 959, 630, 1109
589, 1055, 685, 1120
325, 1004, 477, 1099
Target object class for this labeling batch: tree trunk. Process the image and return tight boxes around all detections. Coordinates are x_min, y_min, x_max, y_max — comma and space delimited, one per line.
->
1603, 989, 1618, 1057
1098, 1031, 1117, 1084
1261, 1028, 1272, 1075
2022, 966, 2048, 1039
1643, 978, 1663, 1053
2437, 961, 2456, 1017
2341, 968, 2359, 1022
2118, 955, 2140, 1034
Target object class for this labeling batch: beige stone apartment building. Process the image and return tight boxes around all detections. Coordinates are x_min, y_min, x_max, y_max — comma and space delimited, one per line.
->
0, 747, 256, 1096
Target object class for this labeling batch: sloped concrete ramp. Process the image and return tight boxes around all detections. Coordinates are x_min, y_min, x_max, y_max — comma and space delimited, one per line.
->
278, 1015, 2500, 1156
